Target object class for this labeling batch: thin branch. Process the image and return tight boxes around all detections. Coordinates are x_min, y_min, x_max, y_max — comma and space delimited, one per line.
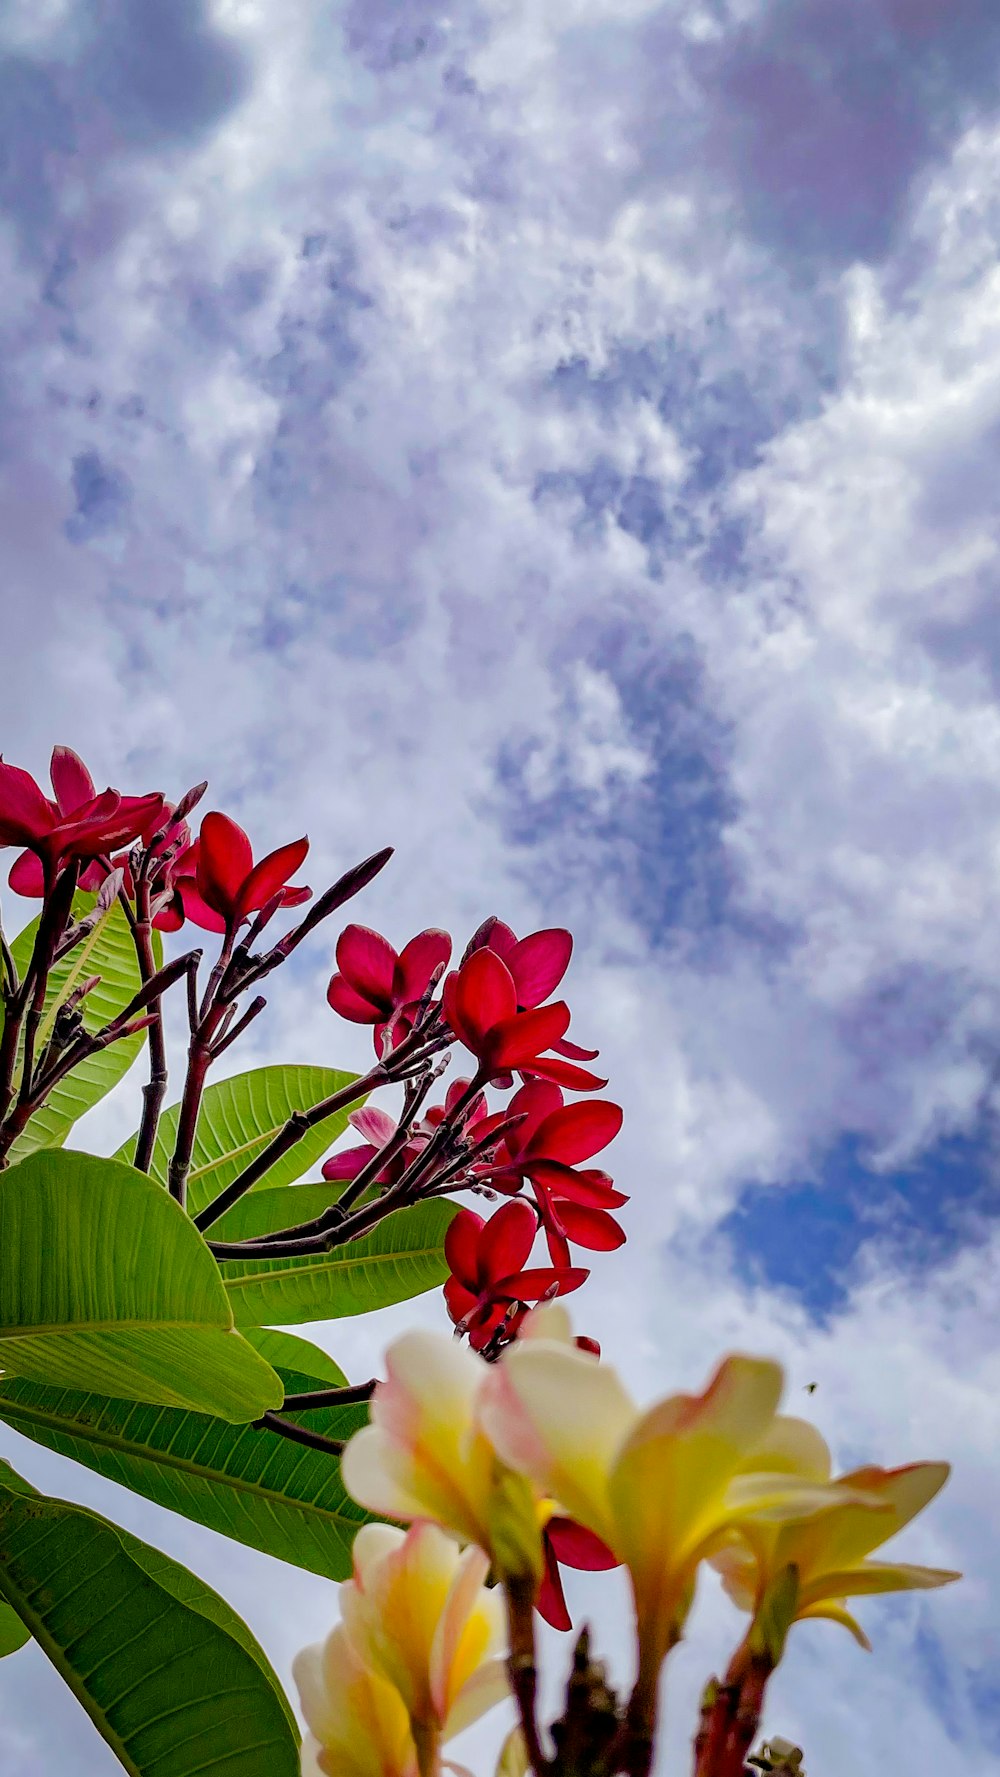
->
280, 1380, 377, 1409
251, 1411, 346, 1457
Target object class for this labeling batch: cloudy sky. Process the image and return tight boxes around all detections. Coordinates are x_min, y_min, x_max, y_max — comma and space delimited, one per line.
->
2, 0, 1000, 1771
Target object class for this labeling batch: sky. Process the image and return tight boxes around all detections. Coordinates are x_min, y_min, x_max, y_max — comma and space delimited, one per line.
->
1, 0, 999, 1771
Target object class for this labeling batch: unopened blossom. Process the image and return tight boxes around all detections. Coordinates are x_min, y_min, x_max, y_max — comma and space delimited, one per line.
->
712, 1458, 959, 1649
176, 810, 310, 933
339, 1523, 509, 1756
479, 1306, 857, 1682
294, 1623, 417, 1777
442, 1201, 588, 1350
328, 924, 452, 1052
1, 748, 163, 889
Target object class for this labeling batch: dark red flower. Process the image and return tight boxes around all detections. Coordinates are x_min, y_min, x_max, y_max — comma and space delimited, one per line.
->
538, 1517, 619, 1631
175, 811, 310, 934
327, 924, 452, 1053
420, 1076, 488, 1133
442, 1202, 588, 1351
476, 1081, 627, 1262
2, 748, 164, 891
463, 918, 604, 1088
442, 949, 575, 1084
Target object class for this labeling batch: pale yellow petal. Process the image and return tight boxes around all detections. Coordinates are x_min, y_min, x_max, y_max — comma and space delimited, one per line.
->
429, 1542, 500, 1722
740, 1415, 832, 1481
443, 1657, 512, 1739
353, 1523, 409, 1588
517, 1303, 576, 1346
820, 1463, 951, 1567
799, 1560, 961, 1605
293, 1642, 341, 1744
479, 1343, 636, 1545
797, 1599, 872, 1650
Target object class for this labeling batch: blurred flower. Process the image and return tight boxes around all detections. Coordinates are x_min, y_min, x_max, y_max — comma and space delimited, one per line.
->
480, 1310, 850, 1679
340, 1522, 509, 1758
294, 1623, 417, 1777
712, 1459, 959, 1649
328, 925, 452, 1053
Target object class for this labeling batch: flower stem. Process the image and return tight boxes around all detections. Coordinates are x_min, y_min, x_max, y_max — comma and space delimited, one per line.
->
505, 1575, 549, 1777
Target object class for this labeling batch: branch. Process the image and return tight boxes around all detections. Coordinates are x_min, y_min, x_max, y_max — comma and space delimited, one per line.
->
251, 1411, 346, 1458
280, 1380, 377, 1410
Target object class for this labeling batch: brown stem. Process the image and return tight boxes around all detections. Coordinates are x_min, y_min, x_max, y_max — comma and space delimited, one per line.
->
412, 1720, 442, 1777
693, 1643, 774, 1777
131, 879, 167, 1173
505, 1576, 549, 1777
251, 1411, 346, 1457
192, 1061, 387, 1231
280, 1380, 376, 1409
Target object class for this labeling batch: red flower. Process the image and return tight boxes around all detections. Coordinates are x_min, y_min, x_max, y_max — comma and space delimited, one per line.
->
442, 949, 576, 1084
322, 1105, 425, 1187
2, 748, 163, 891
175, 811, 311, 934
327, 924, 452, 1052
478, 1081, 627, 1263
442, 1202, 588, 1352
464, 918, 604, 1089
538, 1517, 619, 1631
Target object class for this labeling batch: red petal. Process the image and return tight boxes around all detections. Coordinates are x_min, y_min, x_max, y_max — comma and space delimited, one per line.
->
236, 836, 309, 918
0, 759, 55, 845
505, 1080, 564, 1154
196, 812, 253, 917
335, 924, 397, 1011
487, 1001, 570, 1068
527, 1100, 623, 1165
322, 1143, 377, 1181
349, 1106, 398, 1147
49, 746, 96, 815
548, 1202, 626, 1252
460, 948, 518, 1035
444, 1274, 479, 1326
177, 879, 228, 933
481, 1199, 538, 1284
327, 974, 380, 1023
506, 928, 572, 1007
393, 928, 452, 1003
522, 1057, 608, 1092
279, 883, 312, 908
528, 1163, 629, 1208
551, 1033, 601, 1061
444, 1208, 486, 1289
7, 850, 45, 896
543, 1221, 572, 1268
537, 1540, 573, 1632
546, 1518, 618, 1572
152, 898, 185, 932
490, 1265, 589, 1300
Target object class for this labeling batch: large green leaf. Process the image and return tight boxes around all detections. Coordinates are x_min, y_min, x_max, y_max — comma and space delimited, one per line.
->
0, 1599, 29, 1657
0, 1460, 299, 1776
4, 894, 160, 1161
114, 1064, 361, 1216
0, 1328, 373, 1582
0, 1151, 282, 1420
222, 1196, 455, 1326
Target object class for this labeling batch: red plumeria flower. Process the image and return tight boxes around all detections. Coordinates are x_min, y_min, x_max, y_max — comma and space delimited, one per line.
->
2, 747, 164, 892
442, 1201, 588, 1351
174, 811, 311, 934
322, 1080, 488, 1189
464, 917, 604, 1088
442, 949, 578, 1085
476, 1080, 627, 1262
327, 924, 452, 1053
538, 1516, 620, 1631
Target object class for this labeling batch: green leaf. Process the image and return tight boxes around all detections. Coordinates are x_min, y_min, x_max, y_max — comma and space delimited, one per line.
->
0, 1599, 29, 1657
114, 1063, 361, 1216
5, 894, 160, 1161
223, 1197, 455, 1326
0, 1459, 299, 1775
0, 1150, 282, 1420
0, 1328, 374, 1582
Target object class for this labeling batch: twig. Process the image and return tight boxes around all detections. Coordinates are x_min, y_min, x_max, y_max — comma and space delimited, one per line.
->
280, 1380, 376, 1410
251, 1411, 346, 1458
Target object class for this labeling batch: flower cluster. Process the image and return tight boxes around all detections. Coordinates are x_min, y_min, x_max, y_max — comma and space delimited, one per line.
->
331, 1306, 958, 1777
295, 1522, 509, 1777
